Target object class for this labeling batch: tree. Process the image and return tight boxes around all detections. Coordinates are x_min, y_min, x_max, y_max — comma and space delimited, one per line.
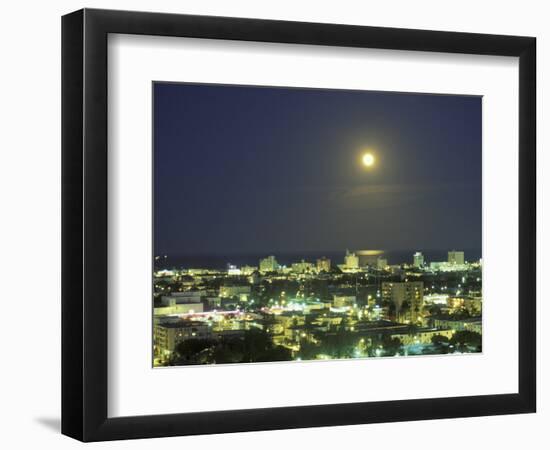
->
431, 334, 450, 346
368, 334, 403, 357
381, 336, 403, 356
175, 339, 215, 361
318, 332, 357, 359
430, 334, 450, 354
450, 330, 482, 352
212, 344, 243, 364
298, 341, 320, 360
256, 345, 292, 362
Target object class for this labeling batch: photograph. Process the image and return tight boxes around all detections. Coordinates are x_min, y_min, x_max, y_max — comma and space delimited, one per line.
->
152, 82, 483, 367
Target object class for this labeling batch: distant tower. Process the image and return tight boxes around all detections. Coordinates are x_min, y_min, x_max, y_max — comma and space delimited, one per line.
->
413, 252, 424, 268
259, 255, 279, 273
344, 250, 359, 269
448, 250, 465, 265
316, 257, 331, 272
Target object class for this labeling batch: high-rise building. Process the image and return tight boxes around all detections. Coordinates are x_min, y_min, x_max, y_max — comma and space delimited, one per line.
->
448, 250, 465, 265
382, 281, 424, 323
259, 255, 279, 273
413, 251, 424, 268
344, 250, 359, 269
316, 256, 331, 272
376, 257, 388, 270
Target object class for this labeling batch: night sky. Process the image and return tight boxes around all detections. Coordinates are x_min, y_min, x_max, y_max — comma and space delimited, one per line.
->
154, 83, 481, 257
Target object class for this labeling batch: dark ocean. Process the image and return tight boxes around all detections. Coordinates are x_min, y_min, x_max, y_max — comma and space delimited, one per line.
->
155, 249, 482, 271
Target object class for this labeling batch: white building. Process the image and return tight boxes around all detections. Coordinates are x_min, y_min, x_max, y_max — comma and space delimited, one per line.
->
413, 251, 424, 268
424, 293, 449, 305
154, 321, 211, 356
429, 261, 467, 272
227, 265, 241, 275
154, 302, 203, 316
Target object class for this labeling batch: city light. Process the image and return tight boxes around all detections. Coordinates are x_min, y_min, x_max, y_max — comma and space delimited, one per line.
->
153, 249, 482, 367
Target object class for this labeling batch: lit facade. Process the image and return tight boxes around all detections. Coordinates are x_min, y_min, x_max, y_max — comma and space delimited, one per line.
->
259, 255, 279, 273
413, 251, 424, 268
332, 294, 356, 308
382, 281, 424, 324
344, 250, 359, 269
316, 256, 331, 272
154, 321, 212, 356
448, 250, 465, 265
291, 259, 314, 273
154, 303, 204, 316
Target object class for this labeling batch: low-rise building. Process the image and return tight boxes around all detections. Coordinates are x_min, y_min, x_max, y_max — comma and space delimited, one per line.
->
431, 316, 482, 333
161, 291, 205, 306
241, 265, 257, 275
219, 285, 251, 298
391, 328, 455, 345
429, 261, 468, 272
449, 295, 482, 315
205, 296, 222, 309
332, 294, 356, 308
154, 302, 203, 316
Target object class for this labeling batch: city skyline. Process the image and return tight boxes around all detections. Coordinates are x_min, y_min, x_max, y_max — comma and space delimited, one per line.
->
153, 248, 482, 366
154, 248, 482, 271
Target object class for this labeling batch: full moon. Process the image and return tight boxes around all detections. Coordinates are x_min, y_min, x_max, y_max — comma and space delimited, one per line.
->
362, 153, 375, 167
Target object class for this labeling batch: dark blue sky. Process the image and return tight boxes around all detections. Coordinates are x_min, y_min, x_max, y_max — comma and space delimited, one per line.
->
154, 82, 481, 256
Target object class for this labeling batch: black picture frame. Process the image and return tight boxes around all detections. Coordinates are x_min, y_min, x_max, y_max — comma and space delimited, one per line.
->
62, 8, 536, 442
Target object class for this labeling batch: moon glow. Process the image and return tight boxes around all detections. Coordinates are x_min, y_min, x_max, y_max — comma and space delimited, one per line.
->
362, 153, 375, 167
